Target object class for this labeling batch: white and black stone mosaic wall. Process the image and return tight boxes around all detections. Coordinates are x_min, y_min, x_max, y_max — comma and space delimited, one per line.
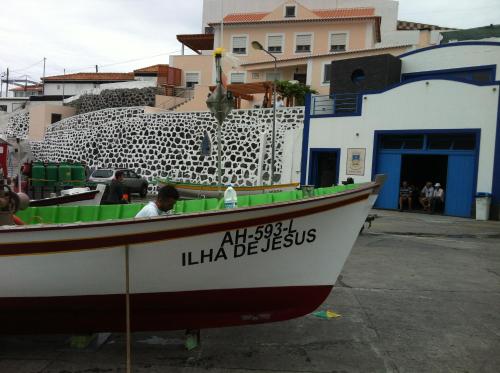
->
6, 110, 29, 139
69, 87, 158, 114
32, 106, 304, 191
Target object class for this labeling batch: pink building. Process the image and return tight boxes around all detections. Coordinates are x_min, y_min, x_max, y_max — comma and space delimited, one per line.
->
170, 0, 450, 111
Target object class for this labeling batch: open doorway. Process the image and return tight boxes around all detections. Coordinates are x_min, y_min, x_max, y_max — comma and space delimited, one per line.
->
309, 149, 339, 188
400, 154, 448, 212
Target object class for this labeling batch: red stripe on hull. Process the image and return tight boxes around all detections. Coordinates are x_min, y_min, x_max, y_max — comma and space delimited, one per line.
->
0, 285, 332, 334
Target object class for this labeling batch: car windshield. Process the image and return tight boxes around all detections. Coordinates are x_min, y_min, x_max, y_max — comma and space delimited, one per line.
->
92, 169, 114, 178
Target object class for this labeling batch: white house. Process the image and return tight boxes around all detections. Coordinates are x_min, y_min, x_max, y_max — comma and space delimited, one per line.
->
302, 42, 500, 219
42, 72, 135, 97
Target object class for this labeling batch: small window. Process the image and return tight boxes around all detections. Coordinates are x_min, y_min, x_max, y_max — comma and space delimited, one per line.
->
266, 72, 281, 81
428, 134, 476, 150
351, 69, 366, 85
380, 135, 424, 150
57, 85, 61, 90
323, 64, 331, 83
185, 72, 200, 89
452, 134, 475, 150
232, 36, 247, 55
91, 169, 114, 178
267, 35, 283, 53
285, 5, 296, 18
231, 72, 245, 84
330, 33, 347, 52
51, 113, 62, 124
296, 34, 312, 53
0, 105, 7, 112
428, 135, 453, 150
251, 72, 260, 79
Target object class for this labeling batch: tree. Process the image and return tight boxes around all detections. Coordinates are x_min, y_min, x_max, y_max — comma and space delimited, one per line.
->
276, 80, 318, 106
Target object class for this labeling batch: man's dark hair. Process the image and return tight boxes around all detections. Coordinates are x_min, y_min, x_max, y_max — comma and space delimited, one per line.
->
115, 170, 124, 179
158, 185, 179, 201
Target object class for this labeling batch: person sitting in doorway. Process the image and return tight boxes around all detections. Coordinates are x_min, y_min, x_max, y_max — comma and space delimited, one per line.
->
135, 185, 179, 218
275, 96, 285, 108
399, 181, 413, 211
419, 181, 434, 212
104, 170, 129, 205
431, 183, 445, 213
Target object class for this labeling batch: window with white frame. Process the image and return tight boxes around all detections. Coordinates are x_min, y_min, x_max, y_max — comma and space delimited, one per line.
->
322, 64, 331, 84
267, 35, 283, 53
232, 36, 247, 55
185, 72, 200, 88
251, 72, 260, 79
266, 72, 281, 81
330, 33, 347, 52
230, 72, 245, 84
295, 33, 312, 53
285, 5, 296, 17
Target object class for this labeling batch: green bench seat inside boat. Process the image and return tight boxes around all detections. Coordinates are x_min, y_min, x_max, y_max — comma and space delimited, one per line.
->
14, 184, 361, 225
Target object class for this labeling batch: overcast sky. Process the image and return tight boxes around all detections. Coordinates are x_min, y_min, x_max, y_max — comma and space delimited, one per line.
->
1, 0, 499, 85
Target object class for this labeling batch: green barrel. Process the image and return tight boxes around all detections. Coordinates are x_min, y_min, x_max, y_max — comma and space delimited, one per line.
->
58, 163, 72, 183
71, 163, 86, 186
45, 163, 58, 187
31, 162, 46, 187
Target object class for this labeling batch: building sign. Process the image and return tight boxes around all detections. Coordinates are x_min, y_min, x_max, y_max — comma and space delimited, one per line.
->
346, 148, 366, 176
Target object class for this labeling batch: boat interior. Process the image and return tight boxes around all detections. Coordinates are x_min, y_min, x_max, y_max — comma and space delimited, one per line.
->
14, 184, 361, 225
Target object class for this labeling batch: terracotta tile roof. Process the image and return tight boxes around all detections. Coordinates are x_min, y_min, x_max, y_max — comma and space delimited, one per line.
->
133, 64, 169, 74
397, 20, 454, 31
313, 7, 375, 18
10, 84, 43, 91
43, 72, 135, 82
241, 44, 412, 66
223, 12, 269, 23
220, 7, 375, 24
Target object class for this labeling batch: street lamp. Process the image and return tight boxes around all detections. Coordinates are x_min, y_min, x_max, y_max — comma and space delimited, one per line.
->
206, 48, 234, 195
252, 40, 277, 185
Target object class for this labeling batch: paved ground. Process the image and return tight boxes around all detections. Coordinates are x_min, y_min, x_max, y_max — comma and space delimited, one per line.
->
1, 210, 499, 372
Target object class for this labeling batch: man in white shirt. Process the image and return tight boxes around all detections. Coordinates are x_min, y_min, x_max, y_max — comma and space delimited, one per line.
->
135, 185, 179, 218
431, 183, 445, 213
419, 181, 434, 212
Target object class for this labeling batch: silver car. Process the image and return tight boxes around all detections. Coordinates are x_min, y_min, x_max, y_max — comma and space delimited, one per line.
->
89, 168, 149, 197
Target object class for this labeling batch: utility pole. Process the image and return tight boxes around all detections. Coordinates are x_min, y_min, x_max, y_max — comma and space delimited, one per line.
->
42, 57, 46, 95
95, 65, 98, 73
24, 75, 28, 96
5, 68, 9, 98
62, 68, 65, 97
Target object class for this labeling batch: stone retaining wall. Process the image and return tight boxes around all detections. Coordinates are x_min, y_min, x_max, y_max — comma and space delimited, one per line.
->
33, 106, 304, 191
68, 87, 159, 114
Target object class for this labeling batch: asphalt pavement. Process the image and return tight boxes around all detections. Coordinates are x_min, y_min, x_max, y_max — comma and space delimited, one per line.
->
1, 210, 499, 372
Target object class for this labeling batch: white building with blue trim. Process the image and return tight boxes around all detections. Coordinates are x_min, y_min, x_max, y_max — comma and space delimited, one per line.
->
301, 42, 500, 219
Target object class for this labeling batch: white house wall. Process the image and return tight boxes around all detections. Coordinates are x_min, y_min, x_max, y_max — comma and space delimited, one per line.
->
307, 80, 499, 193
44, 83, 96, 96
401, 44, 500, 80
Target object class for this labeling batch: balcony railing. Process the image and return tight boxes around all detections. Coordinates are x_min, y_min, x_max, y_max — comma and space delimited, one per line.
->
310, 93, 361, 117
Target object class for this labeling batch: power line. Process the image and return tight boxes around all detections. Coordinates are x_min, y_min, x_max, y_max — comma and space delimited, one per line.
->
10, 59, 45, 74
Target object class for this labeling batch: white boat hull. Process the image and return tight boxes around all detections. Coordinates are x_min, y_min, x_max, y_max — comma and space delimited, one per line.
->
0, 185, 374, 333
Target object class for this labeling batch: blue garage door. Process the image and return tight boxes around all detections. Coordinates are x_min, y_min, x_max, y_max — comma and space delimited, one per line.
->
445, 154, 476, 217
374, 132, 479, 217
374, 153, 401, 209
